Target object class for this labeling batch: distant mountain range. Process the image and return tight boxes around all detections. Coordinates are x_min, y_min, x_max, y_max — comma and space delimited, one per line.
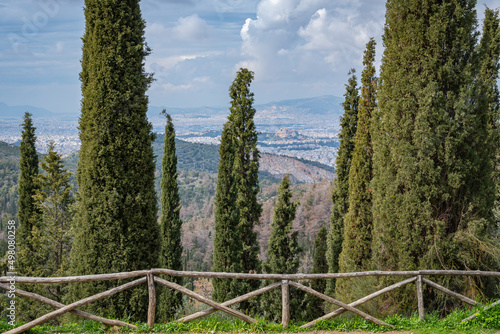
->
0, 95, 344, 120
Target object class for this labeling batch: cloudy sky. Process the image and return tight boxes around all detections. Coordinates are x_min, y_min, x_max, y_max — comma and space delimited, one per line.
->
0, 0, 499, 114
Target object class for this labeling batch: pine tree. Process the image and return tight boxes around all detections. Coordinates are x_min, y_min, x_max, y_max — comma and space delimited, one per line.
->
261, 174, 301, 322
69, 0, 159, 321
336, 39, 377, 302
326, 70, 359, 295
17, 112, 40, 276
303, 226, 328, 320
371, 0, 499, 312
212, 122, 242, 302
157, 113, 183, 321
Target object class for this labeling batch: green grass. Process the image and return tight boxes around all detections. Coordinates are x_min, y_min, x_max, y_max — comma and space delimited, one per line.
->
1, 303, 499, 333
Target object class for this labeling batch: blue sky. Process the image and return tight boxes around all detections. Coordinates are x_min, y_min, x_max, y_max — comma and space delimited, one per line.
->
0, 0, 499, 114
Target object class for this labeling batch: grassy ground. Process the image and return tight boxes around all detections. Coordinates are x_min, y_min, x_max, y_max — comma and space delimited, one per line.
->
1, 303, 499, 334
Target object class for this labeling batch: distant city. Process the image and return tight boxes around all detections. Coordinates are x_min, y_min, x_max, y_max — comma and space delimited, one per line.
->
0, 95, 343, 167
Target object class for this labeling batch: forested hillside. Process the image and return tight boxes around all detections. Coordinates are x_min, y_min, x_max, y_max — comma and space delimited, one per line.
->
0, 138, 334, 274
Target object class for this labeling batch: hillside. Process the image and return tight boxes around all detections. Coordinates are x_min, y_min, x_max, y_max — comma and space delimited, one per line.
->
0, 139, 334, 273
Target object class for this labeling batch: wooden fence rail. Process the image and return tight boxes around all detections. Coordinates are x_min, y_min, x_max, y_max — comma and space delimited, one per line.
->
0, 269, 499, 334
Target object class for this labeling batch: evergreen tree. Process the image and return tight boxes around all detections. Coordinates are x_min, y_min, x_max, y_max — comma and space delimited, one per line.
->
303, 226, 328, 320
231, 68, 262, 283
212, 122, 242, 302
476, 7, 500, 283
326, 69, 359, 295
157, 113, 183, 321
32, 142, 74, 302
212, 68, 262, 309
371, 0, 499, 312
17, 112, 40, 277
16, 112, 41, 321
336, 39, 377, 302
261, 174, 301, 322
69, 0, 159, 321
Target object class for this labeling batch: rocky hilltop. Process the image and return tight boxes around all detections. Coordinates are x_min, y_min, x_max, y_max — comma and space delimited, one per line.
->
260, 153, 334, 183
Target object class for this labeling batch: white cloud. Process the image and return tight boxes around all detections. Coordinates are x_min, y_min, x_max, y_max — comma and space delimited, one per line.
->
239, 0, 385, 89
147, 15, 212, 44
173, 14, 212, 41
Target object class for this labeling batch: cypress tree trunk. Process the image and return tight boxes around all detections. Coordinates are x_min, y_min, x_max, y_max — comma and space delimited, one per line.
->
69, 0, 159, 321
261, 174, 301, 322
336, 39, 377, 303
371, 0, 499, 312
157, 113, 183, 321
326, 69, 359, 296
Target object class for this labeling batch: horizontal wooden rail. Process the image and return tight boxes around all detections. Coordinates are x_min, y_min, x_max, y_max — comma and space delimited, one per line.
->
3, 269, 500, 284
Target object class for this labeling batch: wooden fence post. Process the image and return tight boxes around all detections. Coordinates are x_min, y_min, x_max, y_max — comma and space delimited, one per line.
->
416, 275, 424, 321
147, 273, 156, 328
282, 280, 290, 327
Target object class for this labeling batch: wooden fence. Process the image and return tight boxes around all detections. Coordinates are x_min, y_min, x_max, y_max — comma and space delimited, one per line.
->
1, 269, 499, 334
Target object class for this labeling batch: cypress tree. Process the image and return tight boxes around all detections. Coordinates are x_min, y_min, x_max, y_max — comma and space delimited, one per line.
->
16, 112, 42, 321
32, 142, 74, 303
476, 7, 500, 284
17, 112, 40, 277
157, 113, 183, 321
261, 174, 301, 322
336, 39, 377, 302
231, 68, 262, 284
212, 122, 242, 302
371, 0, 499, 312
326, 69, 359, 295
69, 0, 159, 321
303, 226, 328, 320
212, 68, 261, 310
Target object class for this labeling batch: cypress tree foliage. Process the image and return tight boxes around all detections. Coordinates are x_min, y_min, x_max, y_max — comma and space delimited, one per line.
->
212, 68, 261, 310
17, 112, 40, 277
326, 69, 359, 295
371, 0, 499, 312
69, 0, 159, 321
212, 122, 242, 302
32, 142, 74, 302
16, 112, 41, 321
157, 113, 183, 321
231, 68, 262, 283
477, 7, 500, 281
336, 39, 377, 303
303, 226, 328, 320
261, 174, 301, 322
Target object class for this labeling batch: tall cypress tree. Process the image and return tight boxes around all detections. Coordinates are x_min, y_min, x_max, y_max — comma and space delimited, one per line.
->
231, 68, 262, 283
336, 39, 377, 302
212, 122, 242, 302
261, 174, 301, 322
69, 0, 159, 321
17, 112, 39, 276
157, 113, 183, 321
212, 68, 261, 310
371, 0, 499, 312
326, 70, 359, 295
16, 112, 42, 321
